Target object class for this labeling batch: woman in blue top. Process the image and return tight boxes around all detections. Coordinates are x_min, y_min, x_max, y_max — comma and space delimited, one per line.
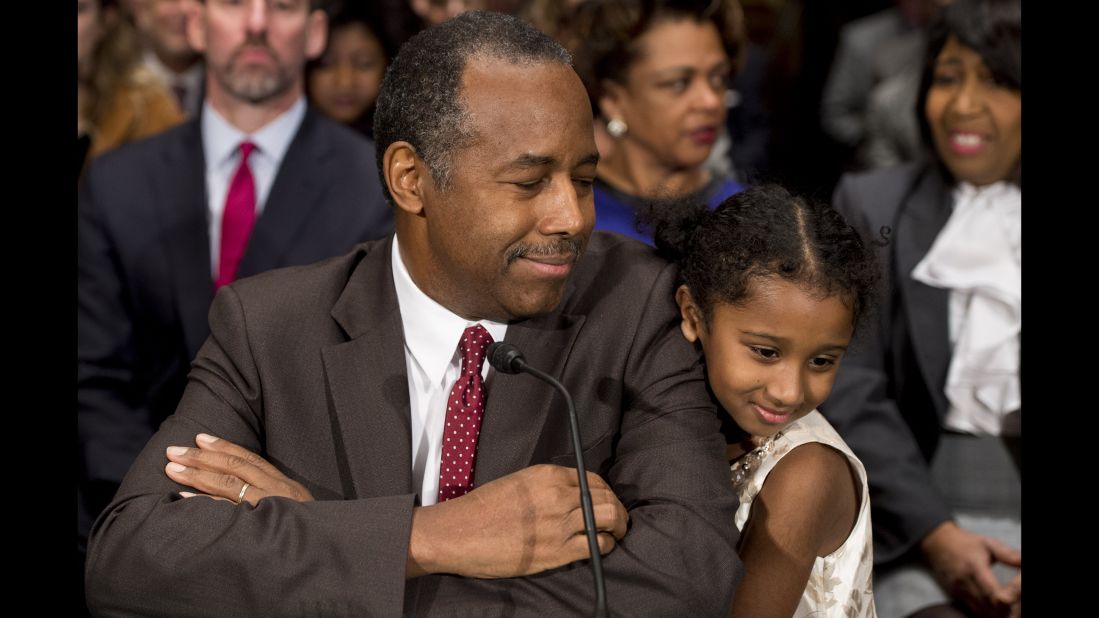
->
571, 0, 745, 245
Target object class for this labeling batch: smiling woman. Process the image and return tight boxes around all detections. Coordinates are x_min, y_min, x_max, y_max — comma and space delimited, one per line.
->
570, 0, 746, 245
921, 28, 1021, 187
827, 0, 1022, 616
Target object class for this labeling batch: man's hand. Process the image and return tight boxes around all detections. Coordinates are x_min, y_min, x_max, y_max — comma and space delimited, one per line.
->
164, 434, 314, 506
921, 521, 1022, 617
407, 464, 629, 579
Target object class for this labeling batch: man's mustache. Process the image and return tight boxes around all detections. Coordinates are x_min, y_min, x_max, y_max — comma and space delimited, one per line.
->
231, 36, 276, 62
505, 237, 584, 265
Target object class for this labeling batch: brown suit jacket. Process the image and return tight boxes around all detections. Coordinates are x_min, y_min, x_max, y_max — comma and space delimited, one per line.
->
85, 232, 743, 616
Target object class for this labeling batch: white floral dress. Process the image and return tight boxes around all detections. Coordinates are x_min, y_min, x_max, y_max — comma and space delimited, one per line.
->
732, 410, 877, 617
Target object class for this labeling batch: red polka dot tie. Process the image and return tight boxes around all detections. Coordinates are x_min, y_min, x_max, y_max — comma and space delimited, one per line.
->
437, 324, 494, 502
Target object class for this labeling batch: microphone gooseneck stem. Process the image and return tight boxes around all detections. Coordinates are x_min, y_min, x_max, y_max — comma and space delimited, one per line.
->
517, 360, 608, 618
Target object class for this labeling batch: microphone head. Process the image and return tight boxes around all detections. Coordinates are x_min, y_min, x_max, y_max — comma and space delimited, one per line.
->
486, 341, 526, 374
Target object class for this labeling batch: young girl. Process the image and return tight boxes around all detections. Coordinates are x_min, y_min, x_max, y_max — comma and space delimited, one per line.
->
647, 184, 880, 617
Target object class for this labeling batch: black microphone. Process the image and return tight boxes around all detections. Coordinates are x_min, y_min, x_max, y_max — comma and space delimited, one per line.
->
486, 342, 608, 618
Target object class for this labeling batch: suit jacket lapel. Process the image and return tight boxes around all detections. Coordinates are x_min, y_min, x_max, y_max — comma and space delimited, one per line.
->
157, 119, 214, 360
895, 166, 953, 418
322, 237, 415, 499
238, 109, 328, 278
319, 240, 586, 497
473, 306, 586, 486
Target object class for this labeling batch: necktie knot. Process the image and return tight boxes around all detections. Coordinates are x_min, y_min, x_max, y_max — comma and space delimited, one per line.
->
239, 140, 256, 161
458, 324, 493, 377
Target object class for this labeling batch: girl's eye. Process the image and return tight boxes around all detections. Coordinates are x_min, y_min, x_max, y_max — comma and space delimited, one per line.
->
809, 357, 837, 369
750, 346, 778, 360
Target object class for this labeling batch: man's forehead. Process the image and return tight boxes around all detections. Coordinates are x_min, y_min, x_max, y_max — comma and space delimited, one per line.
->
425, 53, 595, 178
459, 55, 582, 109
457, 57, 591, 135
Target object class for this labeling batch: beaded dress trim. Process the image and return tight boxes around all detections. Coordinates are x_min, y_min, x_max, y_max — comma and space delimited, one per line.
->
730, 432, 779, 491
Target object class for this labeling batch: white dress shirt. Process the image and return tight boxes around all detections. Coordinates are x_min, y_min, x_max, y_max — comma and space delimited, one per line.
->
142, 50, 204, 117
201, 97, 306, 278
912, 181, 1021, 436
390, 236, 509, 506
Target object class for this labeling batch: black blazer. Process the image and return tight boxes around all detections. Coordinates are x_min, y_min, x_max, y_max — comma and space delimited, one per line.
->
822, 161, 955, 565
85, 233, 743, 616
77, 108, 394, 539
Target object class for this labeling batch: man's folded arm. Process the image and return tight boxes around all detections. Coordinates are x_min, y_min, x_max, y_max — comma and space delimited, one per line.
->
86, 265, 743, 615
430, 262, 744, 614
85, 287, 418, 617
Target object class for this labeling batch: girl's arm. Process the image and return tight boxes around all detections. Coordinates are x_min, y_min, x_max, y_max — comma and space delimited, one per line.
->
729, 442, 860, 618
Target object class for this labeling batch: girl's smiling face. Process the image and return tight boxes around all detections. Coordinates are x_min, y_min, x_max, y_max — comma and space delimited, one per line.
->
677, 277, 855, 438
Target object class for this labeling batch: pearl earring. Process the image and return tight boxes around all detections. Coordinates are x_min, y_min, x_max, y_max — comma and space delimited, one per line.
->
606, 117, 628, 138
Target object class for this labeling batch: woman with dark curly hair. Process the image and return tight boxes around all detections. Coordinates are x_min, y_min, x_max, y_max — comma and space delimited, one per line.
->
646, 184, 881, 617
571, 0, 745, 245
825, 0, 1021, 616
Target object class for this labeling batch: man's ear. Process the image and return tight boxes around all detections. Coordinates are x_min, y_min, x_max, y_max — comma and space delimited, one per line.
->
675, 285, 704, 344
304, 8, 328, 61
183, 0, 207, 54
384, 141, 429, 217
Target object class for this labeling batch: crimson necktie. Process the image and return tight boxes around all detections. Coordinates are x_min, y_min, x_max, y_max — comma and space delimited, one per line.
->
437, 325, 494, 502
215, 141, 256, 290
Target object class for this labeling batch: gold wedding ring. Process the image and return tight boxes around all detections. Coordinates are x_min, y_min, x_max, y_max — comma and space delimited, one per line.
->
236, 482, 250, 505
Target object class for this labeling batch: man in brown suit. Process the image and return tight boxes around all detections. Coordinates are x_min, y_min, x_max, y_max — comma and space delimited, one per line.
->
85, 11, 742, 615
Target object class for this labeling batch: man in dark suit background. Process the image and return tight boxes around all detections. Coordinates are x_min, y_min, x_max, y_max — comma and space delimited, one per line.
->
77, 0, 393, 595
132, 0, 205, 118
85, 11, 742, 615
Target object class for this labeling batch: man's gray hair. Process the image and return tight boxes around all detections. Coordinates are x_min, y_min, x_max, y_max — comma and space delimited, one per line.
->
373, 11, 572, 203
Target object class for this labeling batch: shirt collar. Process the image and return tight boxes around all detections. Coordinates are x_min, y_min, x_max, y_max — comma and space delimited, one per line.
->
391, 236, 508, 387
142, 50, 203, 89
201, 96, 307, 170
